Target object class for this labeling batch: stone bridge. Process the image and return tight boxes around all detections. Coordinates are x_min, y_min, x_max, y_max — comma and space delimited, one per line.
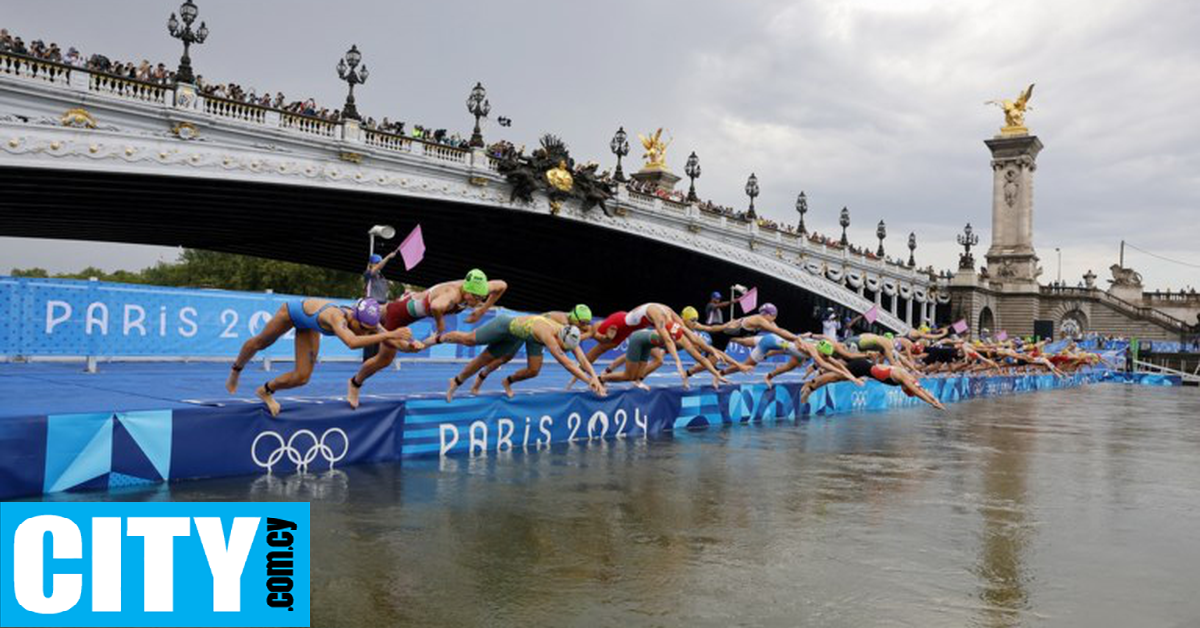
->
0, 51, 947, 331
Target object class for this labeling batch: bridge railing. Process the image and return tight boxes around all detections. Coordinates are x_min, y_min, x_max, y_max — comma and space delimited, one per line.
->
88, 72, 168, 104
1040, 285, 1190, 331
202, 93, 271, 125
0, 51, 73, 86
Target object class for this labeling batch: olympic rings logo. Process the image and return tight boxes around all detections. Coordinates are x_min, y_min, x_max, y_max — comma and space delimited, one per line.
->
252, 428, 349, 474
850, 391, 869, 409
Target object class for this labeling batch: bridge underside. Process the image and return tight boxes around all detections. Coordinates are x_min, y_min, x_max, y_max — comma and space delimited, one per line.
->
0, 166, 835, 331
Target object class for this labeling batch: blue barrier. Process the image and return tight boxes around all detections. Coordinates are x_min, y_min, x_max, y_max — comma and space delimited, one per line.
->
0, 367, 1171, 500
0, 277, 720, 364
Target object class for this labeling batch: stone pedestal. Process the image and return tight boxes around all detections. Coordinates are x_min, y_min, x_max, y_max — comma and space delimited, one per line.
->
630, 168, 680, 193
984, 133, 1043, 292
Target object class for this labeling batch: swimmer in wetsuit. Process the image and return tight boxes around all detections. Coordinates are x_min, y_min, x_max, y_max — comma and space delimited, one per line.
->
438, 312, 605, 400
225, 298, 421, 417
600, 323, 687, 390
802, 357, 946, 410
347, 269, 506, 406
754, 337, 865, 388
383, 269, 507, 345
600, 307, 744, 389
577, 303, 731, 389
464, 305, 595, 394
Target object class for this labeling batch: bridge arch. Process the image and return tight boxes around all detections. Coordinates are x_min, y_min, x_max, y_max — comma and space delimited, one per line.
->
0, 57, 939, 332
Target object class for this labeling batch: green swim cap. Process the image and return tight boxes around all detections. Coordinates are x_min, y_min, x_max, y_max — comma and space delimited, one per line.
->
884, 332, 894, 340
569, 304, 593, 324
463, 269, 488, 296
817, 340, 834, 356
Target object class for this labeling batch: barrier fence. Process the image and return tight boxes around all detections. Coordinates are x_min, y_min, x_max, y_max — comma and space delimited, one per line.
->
0, 368, 1178, 499
0, 277, 775, 365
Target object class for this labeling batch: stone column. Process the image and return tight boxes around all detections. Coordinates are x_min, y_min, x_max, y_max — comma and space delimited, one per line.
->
984, 133, 1043, 292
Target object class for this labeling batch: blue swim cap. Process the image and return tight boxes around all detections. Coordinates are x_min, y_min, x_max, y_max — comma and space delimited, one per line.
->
354, 298, 382, 328
711, 291, 722, 299
369, 253, 383, 264
760, 303, 778, 317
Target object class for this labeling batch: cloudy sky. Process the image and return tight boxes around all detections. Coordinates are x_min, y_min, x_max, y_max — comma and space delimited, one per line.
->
3, 0, 1198, 289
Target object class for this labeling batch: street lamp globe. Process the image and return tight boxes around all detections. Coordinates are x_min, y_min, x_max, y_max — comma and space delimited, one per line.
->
345, 44, 362, 68
179, 0, 198, 24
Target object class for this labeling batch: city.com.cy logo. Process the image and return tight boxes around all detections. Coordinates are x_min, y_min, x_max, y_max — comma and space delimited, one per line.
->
0, 501, 310, 627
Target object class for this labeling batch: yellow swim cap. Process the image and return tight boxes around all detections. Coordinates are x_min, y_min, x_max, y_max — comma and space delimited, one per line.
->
681, 306, 699, 322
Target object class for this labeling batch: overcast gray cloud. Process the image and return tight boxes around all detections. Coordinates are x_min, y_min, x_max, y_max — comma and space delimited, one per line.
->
2, 0, 1198, 288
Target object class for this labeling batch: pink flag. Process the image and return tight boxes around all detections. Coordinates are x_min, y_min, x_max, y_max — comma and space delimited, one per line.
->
398, 225, 425, 271
737, 287, 758, 314
995, 330, 1008, 341
952, 319, 969, 334
863, 305, 879, 324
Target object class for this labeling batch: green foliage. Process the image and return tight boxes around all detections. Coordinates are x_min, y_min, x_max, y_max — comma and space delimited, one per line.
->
8, 250, 366, 298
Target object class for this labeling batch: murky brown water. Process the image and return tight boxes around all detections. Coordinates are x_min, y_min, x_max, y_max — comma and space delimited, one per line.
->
61, 385, 1200, 627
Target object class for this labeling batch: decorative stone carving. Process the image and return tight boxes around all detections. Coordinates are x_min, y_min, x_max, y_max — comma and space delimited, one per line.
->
1003, 168, 1018, 208
1108, 264, 1143, 287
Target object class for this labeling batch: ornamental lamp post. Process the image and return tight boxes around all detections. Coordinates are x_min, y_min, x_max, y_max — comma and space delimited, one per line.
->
957, 222, 979, 269
335, 45, 368, 121
795, 191, 808, 234
610, 127, 629, 182
684, 151, 701, 202
876, 220, 887, 257
839, 206, 851, 245
466, 82, 490, 148
745, 173, 759, 219
907, 232, 917, 267
166, 0, 208, 85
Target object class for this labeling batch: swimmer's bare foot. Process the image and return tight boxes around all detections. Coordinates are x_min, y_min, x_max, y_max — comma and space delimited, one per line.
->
255, 385, 281, 417
502, 376, 515, 398
347, 377, 361, 410
225, 366, 242, 394
763, 373, 774, 389
634, 381, 650, 391
470, 373, 488, 395
800, 383, 813, 404
446, 376, 462, 403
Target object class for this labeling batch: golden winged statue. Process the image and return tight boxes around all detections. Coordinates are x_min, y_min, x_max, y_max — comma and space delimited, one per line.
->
986, 84, 1035, 135
637, 128, 672, 171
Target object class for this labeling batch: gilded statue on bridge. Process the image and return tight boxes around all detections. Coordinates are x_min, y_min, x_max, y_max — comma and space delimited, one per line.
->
986, 83, 1035, 135
638, 128, 672, 171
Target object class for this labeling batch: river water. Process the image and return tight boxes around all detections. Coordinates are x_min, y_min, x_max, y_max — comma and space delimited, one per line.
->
62, 385, 1200, 627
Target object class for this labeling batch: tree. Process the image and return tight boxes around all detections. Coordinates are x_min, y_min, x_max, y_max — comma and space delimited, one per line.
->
7, 249, 367, 298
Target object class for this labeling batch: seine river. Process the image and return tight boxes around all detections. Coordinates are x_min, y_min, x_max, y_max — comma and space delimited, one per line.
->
68, 385, 1200, 627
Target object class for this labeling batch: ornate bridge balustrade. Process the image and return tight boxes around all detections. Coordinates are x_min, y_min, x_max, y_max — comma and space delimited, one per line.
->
0, 50, 945, 330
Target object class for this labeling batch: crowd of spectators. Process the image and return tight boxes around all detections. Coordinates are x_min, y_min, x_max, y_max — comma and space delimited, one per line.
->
486, 140, 517, 158
626, 179, 689, 205
2, 29, 176, 83
2, 28, 467, 139
362, 117, 471, 148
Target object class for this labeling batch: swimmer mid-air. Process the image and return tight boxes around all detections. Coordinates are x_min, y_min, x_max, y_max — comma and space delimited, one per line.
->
226, 297, 420, 416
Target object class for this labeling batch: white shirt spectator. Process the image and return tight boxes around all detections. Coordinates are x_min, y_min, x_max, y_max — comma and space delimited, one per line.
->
822, 317, 840, 339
